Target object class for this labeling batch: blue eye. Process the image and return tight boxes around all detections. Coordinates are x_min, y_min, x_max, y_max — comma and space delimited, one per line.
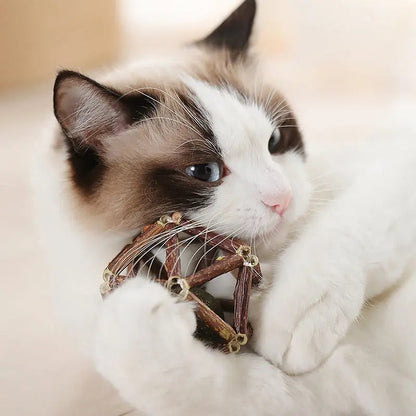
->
268, 129, 281, 154
185, 162, 223, 182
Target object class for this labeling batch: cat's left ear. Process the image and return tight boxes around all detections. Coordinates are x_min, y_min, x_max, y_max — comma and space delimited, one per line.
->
53, 70, 155, 150
196, 0, 256, 58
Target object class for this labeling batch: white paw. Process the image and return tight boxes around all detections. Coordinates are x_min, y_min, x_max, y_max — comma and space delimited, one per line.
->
251, 270, 364, 375
94, 277, 197, 380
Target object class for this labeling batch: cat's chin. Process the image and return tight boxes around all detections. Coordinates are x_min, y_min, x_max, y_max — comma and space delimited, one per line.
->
248, 210, 304, 253
230, 215, 284, 245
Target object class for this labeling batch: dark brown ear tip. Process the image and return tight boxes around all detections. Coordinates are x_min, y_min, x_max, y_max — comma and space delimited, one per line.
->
241, 0, 256, 13
197, 0, 257, 56
233, 0, 257, 22
53, 70, 82, 108
53, 70, 102, 95
53, 70, 108, 119
53, 71, 75, 120
54, 70, 83, 89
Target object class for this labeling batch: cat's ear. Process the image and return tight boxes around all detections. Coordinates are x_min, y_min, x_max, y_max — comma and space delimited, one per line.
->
197, 0, 256, 58
53, 70, 154, 149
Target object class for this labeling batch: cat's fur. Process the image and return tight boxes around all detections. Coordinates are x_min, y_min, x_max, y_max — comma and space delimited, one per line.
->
35, 0, 416, 414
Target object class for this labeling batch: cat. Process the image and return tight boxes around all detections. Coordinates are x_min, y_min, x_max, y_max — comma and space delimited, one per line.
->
34, 0, 416, 414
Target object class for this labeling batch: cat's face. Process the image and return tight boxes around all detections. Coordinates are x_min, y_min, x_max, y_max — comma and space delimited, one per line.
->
183, 77, 309, 242
53, 0, 311, 243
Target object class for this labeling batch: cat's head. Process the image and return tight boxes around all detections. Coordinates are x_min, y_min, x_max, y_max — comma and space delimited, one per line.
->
53, 0, 311, 245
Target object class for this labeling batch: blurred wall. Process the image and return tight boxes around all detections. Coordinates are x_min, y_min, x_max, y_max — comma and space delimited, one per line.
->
0, 0, 415, 98
0, 0, 120, 91
268, 0, 416, 96
119, 0, 416, 97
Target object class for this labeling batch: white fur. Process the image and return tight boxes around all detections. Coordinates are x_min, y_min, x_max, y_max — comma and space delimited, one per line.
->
34, 64, 416, 415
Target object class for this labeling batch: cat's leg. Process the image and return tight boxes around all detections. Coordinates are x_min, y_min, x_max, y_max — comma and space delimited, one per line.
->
251, 157, 416, 375
250, 225, 366, 376
94, 277, 292, 416
93, 275, 416, 415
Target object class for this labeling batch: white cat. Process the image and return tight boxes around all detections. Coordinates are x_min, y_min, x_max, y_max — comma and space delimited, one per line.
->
34, 0, 416, 414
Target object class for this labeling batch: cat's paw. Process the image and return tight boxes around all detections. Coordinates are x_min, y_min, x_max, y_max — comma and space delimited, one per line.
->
94, 277, 197, 381
252, 268, 365, 375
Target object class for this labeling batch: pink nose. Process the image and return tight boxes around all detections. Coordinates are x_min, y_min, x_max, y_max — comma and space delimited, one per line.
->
261, 190, 292, 216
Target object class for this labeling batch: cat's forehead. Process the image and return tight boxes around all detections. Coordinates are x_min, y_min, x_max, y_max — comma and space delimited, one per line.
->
185, 77, 274, 159
104, 69, 290, 171
102, 49, 284, 162
110, 75, 275, 168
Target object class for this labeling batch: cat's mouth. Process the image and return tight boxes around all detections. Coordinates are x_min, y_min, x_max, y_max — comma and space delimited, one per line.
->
185, 203, 287, 244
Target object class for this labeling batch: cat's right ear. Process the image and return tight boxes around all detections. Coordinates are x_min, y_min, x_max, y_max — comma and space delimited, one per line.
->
196, 0, 256, 59
53, 70, 155, 150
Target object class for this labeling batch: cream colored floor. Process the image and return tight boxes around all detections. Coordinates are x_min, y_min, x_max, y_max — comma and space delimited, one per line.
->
1, 2, 415, 414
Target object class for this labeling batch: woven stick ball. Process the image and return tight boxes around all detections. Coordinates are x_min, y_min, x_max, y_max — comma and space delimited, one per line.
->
100, 212, 262, 353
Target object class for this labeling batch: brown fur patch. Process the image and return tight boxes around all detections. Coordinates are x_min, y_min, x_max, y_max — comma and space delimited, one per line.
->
79, 80, 221, 230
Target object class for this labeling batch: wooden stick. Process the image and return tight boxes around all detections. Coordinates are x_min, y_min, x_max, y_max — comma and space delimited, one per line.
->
165, 233, 181, 277
185, 227, 247, 254
185, 254, 244, 288
108, 222, 170, 276
233, 266, 253, 335
186, 291, 236, 343
102, 212, 263, 353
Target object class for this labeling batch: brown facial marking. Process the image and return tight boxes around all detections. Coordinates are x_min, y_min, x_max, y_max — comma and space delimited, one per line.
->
64, 136, 106, 192
57, 78, 223, 230
54, 70, 159, 196
187, 51, 304, 156
274, 118, 304, 156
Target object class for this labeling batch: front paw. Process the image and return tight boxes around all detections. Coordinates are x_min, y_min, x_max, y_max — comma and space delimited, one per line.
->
94, 277, 197, 379
252, 272, 365, 375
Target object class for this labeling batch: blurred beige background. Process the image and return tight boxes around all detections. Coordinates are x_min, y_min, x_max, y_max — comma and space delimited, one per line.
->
1, 0, 415, 415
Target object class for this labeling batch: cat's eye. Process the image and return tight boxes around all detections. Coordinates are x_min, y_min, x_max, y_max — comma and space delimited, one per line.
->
268, 130, 281, 154
185, 162, 223, 182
